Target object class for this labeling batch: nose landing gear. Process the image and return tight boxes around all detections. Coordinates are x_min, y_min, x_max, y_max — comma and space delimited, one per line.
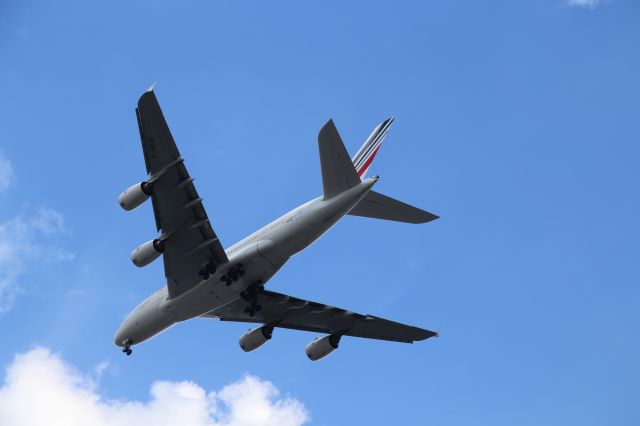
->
121, 339, 133, 356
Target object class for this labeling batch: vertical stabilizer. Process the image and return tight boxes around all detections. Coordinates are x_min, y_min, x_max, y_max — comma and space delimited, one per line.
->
318, 120, 360, 199
352, 117, 394, 179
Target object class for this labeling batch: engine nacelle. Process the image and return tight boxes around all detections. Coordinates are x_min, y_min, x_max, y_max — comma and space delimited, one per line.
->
239, 326, 273, 352
305, 334, 341, 361
118, 182, 152, 211
130, 239, 165, 268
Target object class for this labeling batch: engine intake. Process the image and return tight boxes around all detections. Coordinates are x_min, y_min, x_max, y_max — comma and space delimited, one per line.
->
118, 182, 152, 211
130, 239, 165, 268
239, 326, 273, 352
305, 334, 341, 361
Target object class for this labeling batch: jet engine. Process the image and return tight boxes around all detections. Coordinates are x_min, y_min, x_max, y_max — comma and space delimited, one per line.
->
239, 326, 273, 352
118, 182, 152, 211
305, 334, 341, 361
130, 239, 165, 267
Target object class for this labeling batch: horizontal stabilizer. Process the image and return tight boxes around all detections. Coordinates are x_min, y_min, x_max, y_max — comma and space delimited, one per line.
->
348, 190, 438, 224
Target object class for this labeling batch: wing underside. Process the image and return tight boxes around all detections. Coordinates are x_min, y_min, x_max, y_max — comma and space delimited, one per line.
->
203, 289, 436, 343
135, 89, 228, 298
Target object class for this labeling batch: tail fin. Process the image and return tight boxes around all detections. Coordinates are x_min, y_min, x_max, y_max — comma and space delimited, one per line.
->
318, 120, 360, 199
348, 190, 439, 224
352, 117, 394, 179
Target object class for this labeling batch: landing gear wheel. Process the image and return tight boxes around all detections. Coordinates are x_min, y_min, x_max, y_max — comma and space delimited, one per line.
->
255, 304, 262, 312
122, 339, 133, 356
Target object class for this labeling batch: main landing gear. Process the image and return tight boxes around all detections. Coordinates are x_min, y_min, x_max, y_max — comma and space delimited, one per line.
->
122, 339, 133, 356
198, 259, 219, 281
241, 281, 263, 317
220, 263, 245, 286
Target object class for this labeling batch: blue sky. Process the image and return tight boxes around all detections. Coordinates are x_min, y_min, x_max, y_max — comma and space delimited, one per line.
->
1, 0, 639, 424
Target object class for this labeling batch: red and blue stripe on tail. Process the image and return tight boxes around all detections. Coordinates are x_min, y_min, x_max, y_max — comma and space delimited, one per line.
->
351, 117, 394, 179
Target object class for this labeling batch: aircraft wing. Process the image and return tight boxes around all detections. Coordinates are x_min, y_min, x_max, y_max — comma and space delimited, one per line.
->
203, 289, 436, 343
136, 89, 228, 298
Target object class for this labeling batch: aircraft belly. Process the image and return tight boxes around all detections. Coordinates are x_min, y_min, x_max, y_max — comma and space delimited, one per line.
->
269, 195, 358, 257
147, 185, 372, 336
167, 243, 285, 322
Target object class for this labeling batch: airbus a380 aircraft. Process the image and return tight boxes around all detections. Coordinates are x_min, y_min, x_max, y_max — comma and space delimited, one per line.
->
114, 88, 439, 360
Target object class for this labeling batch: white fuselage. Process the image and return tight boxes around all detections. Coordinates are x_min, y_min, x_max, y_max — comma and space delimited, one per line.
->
114, 177, 378, 348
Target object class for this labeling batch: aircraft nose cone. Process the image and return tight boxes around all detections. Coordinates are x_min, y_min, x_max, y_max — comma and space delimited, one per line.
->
114, 328, 125, 347
114, 319, 132, 347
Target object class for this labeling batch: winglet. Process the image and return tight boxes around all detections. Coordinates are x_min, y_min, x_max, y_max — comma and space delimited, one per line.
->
146, 82, 158, 93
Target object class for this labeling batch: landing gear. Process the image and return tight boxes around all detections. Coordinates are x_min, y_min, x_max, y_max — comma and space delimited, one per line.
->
220, 263, 245, 286
240, 280, 263, 301
244, 303, 262, 317
205, 260, 217, 275
198, 259, 219, 281
241, 281, 264, 317
122, 339, 133, 356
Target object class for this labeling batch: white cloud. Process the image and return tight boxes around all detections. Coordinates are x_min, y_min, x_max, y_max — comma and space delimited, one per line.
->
566, 0, 600, 8
0, 155, 14, 192
0, 347, 310, 426
0, 208, 73, 312
28, 207, 66, 235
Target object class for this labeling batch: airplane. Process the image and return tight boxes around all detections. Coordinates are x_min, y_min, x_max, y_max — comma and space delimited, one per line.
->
114, 87, 439, 360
